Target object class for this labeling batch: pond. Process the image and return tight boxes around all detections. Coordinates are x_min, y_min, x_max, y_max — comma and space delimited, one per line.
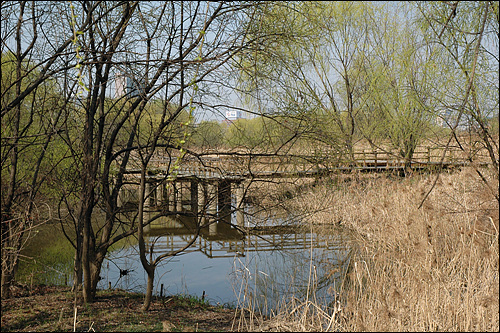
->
18, 203, 352, 314
98, 206, 352, 313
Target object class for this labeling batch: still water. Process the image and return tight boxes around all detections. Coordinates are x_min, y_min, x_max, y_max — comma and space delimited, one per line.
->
98, 208, 352, 312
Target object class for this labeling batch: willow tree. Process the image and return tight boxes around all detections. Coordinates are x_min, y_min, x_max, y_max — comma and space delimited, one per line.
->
237, 1, 377, 161
353, 4, 441, 169
414, 1, 499, 202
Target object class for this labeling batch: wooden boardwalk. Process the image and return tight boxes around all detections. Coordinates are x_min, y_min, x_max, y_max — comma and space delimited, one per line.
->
126, 155, 481, 181
117, 149, 485, 229
118, 147, 492, 256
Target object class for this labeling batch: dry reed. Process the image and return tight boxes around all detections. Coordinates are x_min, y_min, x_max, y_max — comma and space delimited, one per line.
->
239, 167, 498, 331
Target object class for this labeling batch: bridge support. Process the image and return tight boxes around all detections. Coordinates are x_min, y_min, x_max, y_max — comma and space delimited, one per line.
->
168, 183, 175, 212
122, 173, 248, 236
145, 181, 154, 208
235, 181, 245, 228
198, 181, 207, 224
117, 186, 123, 207
218, 180, 232, 225
156, 182, 164, 208
190, 180, 198, 214
207, 183, 218, 235
176, 182, 183, 212
160, 182, 170, 211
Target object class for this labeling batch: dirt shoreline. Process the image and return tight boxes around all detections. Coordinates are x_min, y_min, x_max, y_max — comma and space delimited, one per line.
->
1, 284, 257, 332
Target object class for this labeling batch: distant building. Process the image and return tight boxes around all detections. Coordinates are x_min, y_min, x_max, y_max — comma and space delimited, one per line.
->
225, 110, 244, 123
115, 73, 126, 98
115, 71, 145, 98
436, 107, 472, 130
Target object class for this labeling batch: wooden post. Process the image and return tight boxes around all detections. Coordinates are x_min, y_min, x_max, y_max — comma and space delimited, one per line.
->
427, 147, 431, 164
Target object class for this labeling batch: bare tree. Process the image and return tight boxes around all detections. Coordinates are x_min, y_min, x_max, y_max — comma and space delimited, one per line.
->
127, 1, 265, 311
2, 0, 268, 305
1, 1, 75, 298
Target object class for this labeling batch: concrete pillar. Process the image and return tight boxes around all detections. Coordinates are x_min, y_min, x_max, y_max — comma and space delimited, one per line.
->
207, 182, 217, 235
117, 186, 123, 207
168, 183, 176, 212
144, 210, 151, 233
145, 181, 152, 208
159, 182, 166, 207
218, 179, 232, 224
165, 184, 171, 211
236, 181, 245, 228
176, 182, 183, 212
198, 182, 206, 224
190, 180, 198, 215
209, 219, 217, 236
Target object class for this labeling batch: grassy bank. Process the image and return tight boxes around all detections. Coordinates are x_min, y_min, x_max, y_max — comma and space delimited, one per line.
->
255, 167, 498, 331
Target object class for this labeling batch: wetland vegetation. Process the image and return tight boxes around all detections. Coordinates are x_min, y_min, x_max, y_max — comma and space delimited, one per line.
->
4, 166, 498, 331
2, 1, 498, 331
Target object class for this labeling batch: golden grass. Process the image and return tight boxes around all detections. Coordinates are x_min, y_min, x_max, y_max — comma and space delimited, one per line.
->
243, 167, 499, 331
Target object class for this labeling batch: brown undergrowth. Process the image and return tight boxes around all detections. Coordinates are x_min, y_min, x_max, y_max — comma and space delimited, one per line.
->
269, 167, 499, 331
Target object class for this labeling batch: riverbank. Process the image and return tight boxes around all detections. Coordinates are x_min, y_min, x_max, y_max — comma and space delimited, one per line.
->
1, 285, 253, 332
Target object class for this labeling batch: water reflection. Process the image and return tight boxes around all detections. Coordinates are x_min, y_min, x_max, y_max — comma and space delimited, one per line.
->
100, 208, 352, 312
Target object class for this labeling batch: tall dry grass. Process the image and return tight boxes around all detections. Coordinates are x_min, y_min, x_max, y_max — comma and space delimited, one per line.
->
244, 167, 498, 331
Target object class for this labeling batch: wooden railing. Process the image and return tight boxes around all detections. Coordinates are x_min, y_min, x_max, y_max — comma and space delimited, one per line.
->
141, 146, 480, 179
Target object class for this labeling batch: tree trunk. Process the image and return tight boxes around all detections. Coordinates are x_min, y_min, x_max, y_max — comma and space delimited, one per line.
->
138, 169, 156, 311
82, 214, 92, 303
142, 267, 155, 311
79, 172, 95, 303
1, 5, 24, 298
89, 256, 105, 301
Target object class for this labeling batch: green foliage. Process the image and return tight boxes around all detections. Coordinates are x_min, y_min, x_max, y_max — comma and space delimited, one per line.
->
489, 115, 499, 136
237, 1, 382, 157
223, 116, 297, 149
1, 52, 75, 203
173, 294, 211, 308
134, 99, 193, 146
352, 6, 439, 160
225, 118, 260, 148
190, 120, 227, 148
